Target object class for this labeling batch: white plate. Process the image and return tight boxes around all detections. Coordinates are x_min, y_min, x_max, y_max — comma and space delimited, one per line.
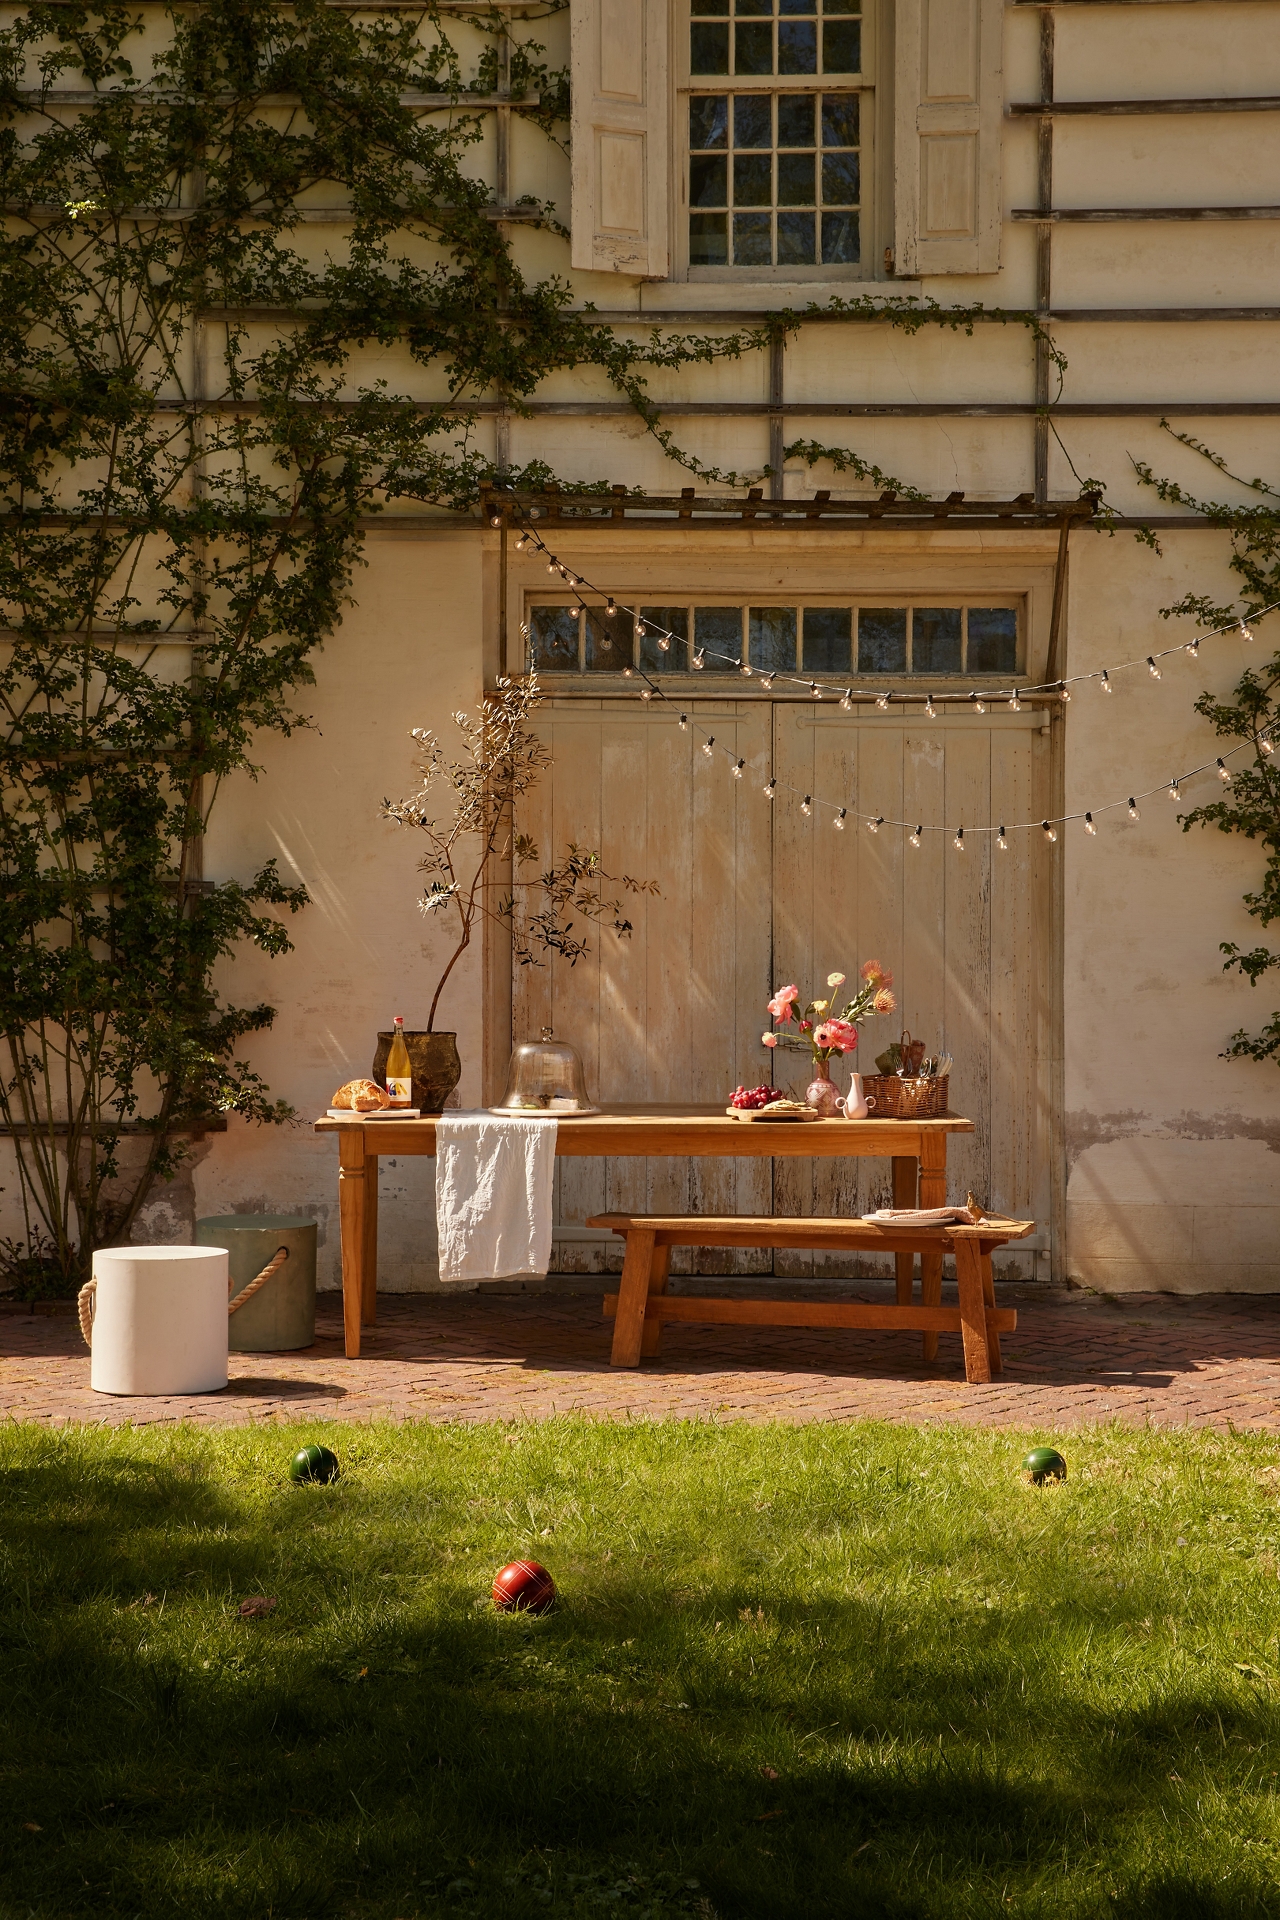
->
326, 1107, 420, 1120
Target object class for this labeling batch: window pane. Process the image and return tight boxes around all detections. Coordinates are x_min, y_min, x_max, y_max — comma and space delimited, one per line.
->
777, 93, 815, 146
690, 95, 729, 148
778, 19, 817, 70
735, 20, 773, 70
639, 606, 690, 673
778, 151, 815, 204
749, 606, 798, 674
777, 209, 815, 262
913, 607, 962, 674
735, 153, 773, 204
821, 210, 859, 263
692, 0, 729, 12
691, 21, 730, 70
822, 150, 859, 204
690, 212, 728, 264
779, 0, 816, 12
821, 93, 859, 145
691, 154, 729, 206
822, 17, 860, 68
802, 607, 852, 673
695, 606, 744, 664
733, 211, 772, 262
734, 93, 772, 146
967, 607, 1018, 675
531, 607, 578, 671
585, 609, 632, 672
858, 608, 907, 675
736, 0, 772, 13
822, 0, 859, 13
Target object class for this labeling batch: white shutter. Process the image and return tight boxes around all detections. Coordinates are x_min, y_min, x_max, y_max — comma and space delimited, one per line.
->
570, 0, 670, 278
893, 0, 1003, 276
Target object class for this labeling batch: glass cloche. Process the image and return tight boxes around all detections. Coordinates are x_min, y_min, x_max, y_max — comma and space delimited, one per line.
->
490, 1029, 599, 1115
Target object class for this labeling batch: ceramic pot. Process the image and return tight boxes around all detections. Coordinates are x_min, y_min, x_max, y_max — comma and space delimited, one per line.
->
836, 1073, 871, 1120
805, 1073, 841, 1117
371, 1030, 461, 1113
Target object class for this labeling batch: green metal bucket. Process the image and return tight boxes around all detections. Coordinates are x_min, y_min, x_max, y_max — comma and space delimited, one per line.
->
196, 1214, 317, 1353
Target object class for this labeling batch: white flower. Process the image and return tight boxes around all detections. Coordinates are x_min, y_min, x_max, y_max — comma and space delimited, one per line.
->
827, 971, 846, 987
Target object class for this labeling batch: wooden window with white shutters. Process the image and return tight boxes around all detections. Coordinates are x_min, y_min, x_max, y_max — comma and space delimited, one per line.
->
569, 0, 671, 277
893, 0, 1002, 276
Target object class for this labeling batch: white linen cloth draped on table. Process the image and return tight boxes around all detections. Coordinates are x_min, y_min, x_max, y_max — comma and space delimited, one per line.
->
861, 1207, 974, 1226
435, 1114, 559, 1282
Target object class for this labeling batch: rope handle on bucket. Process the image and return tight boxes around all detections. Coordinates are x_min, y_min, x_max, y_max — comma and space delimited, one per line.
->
76, 1245, 291, 1348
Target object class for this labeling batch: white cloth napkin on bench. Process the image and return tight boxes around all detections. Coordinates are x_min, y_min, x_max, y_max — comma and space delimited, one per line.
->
861, 1206, 975, 1226
435, 1113, 559, 1282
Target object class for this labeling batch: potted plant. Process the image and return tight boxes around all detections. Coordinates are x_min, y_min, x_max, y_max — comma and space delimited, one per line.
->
762, 963, 897, 1115
381, 674, 657, 1108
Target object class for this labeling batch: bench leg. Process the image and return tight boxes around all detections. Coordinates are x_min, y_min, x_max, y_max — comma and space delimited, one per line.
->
891, 1156, 917, 1306
954, 1235, 992, 1384
640, 1243, 671, 1358
338, 1129, 366, 1360
980, 1246, 1002, 1376
919, 1251, 942, 1362
917, 1137, 948, 1362
362, 1152, 378, 1326
611, 1229, 657, 1367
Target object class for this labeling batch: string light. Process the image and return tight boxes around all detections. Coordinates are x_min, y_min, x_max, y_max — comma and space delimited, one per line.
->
606, 597, 616, 615
693, 650, 705, 670
761, 672, 775, 690
1217, 758, 1232, 783
839, 689, 853, 711
868, 815, 883, 834
834, 808, 846, 830
1128, 798, 1141, 820
657, 634, 671, 651
621, 664, 633, 677
546, 558, 557, 574
971, 692, 987, 714
909, 826, 922, 847
640, 688, 652, 701
1168, 778, 1181, 800
740, 658, 753, 676
763, 777, 777, 799
876, 692, 891, 711
1009, 693, 1023, 712
1042, 820, 1058, 843
1241, 620, 1255, 643
809, 681, 822, 700
489, 513, 503, 527
1185, 639, 1199, 657
1100, 670, 1112, 692
801, 796, 812, 816
1085, 812, 1097, 835
997, 825, 1008, 850
953, 826, 965, 851
1147, 657, 1162, 680
633, 616, 644, 640
515, 534, 527, 551
678, 713, 688, 730
732, 758, 745, 778
925, 695, 937, 718
1060, 682, 1072, 703
701, 738, 715, 757
1262, 735, 1276, 756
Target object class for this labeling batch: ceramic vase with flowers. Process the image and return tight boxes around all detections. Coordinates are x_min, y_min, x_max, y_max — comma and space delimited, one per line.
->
762, 963, 898, 1114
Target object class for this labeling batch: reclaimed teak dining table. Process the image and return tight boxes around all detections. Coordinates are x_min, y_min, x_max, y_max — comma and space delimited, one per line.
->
313, 1106, 975, 1360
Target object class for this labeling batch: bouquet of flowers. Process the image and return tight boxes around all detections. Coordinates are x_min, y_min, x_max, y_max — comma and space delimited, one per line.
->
762, 962, 897, 1074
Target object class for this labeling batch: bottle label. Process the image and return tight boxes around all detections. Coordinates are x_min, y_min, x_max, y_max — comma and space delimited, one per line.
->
386, 1076, 412, 1107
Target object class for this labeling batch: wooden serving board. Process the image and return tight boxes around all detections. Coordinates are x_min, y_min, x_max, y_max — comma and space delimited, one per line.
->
724, 1105, 822, 1123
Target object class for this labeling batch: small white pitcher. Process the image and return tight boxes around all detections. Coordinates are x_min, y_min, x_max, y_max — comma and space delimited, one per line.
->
836, 1075, 875, 1120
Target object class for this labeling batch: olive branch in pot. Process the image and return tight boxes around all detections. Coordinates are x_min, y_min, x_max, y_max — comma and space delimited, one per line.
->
383, 674, 659, 1030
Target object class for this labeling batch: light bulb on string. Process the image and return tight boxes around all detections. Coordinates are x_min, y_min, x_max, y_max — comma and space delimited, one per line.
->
640, 688, 653, 702
1168, 778, 1181, 801
1147, 657, 1162, 680
1085, 812, 1097, 835
1009, 692, 1023, 712
606, 598, 616, 615
489, 513, 503, 528
678, 713, 688, 730
1262, 735, 1276, 757
1100, 670, 1112, 692
740, 658, 753, 677
515, 533, 527, 551
546, 558, 557, 574
633, 616, 644, 641
925, 695, 937, 719
971, 692, 987, 714
1186, 638, 1199, 657
693, 650, 706, 670
997, 825, 1008, 850
621, 665, 633, 678
1218, 758, 1232, 784
909, 825, 922, 848
763, 777, 777, 799
732, 758, 745, 778
761, 672, 775, 690
1042, 820, 1058, 843
809, 682, 822, 701
1128, 798, 1141, 820
1060, 682, 1072, 703
876, 692, 891, 711
953, 826, 965, 851
801, 796, 812, 816
839, 689, 853, 711
1241, 620, 1255, 643
701, 738, 715, 758
657, 634, 671, 652
867, 815, 883, 834
834, 808, 846, 830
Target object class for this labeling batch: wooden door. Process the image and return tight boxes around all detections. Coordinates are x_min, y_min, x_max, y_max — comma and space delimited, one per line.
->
511, 699, 1052, 1278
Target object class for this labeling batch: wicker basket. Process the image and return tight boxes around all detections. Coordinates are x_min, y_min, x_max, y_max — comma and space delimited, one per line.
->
862, 1073, 950, 1118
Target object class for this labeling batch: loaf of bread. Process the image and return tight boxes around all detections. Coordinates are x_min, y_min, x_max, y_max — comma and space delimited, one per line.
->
332, 1078, 391, 1112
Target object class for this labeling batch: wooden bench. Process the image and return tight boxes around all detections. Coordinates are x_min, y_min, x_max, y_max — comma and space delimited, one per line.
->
586, 1212, 1034, 1384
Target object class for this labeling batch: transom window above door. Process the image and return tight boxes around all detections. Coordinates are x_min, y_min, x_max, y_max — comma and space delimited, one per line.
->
526, 601, 1021, 679
686, 0, 866, 274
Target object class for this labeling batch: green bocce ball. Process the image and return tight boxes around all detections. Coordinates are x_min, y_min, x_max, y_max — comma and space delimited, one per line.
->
1022, 1446, 1067, 1485
290, 1444, 340, 1485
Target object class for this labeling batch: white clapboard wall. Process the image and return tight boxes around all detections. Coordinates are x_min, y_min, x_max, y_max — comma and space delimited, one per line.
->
511, 697, 1051, 1278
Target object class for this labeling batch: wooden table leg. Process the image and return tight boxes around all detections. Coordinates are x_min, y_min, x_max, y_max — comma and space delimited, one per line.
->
980, 1240, 1002, 1376
640, 1243, 671, 1358
953, 1235, 993, 1384
362, 1152, 378, 1326
891, 1156, 917, 1305
338, 1128, 366, 1360
611, 1229, 657, 1367
917, 1132, 948, 1362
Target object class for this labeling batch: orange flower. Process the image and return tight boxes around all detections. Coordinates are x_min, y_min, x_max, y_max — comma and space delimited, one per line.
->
873, 987, 897, 1015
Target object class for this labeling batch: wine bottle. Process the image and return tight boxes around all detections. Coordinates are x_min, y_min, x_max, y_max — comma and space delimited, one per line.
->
386, 1016, 412, 1108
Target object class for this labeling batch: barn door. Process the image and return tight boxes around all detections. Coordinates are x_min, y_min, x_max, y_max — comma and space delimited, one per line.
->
770, 702, 1052, 1274
511, 699, 1052, 1278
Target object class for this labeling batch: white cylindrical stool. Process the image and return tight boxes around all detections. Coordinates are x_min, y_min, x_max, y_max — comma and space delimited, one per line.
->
84, 1246, 229, 1395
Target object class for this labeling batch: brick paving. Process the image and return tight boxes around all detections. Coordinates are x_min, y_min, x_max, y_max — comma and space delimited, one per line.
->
6, 1279, 1280, 1432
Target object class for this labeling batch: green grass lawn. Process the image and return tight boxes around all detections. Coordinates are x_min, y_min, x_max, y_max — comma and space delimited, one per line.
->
3, 1418, 1280, 1920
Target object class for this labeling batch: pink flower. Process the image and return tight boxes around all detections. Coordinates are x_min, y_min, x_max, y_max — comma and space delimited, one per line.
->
814, 1018, 858, 1054
827, 971, 846, 988
859, 959, 881, 982
761, 1031, 778, 1048
767, 984, 799, 1022
873, 988, 897, 1015
799, 1020, 813, 1033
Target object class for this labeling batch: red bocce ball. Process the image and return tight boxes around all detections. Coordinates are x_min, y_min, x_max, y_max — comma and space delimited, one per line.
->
492, 1559, 557, 1615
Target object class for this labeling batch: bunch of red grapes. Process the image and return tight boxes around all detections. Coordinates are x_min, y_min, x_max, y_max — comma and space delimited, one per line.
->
730, 1084, 782, 1110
